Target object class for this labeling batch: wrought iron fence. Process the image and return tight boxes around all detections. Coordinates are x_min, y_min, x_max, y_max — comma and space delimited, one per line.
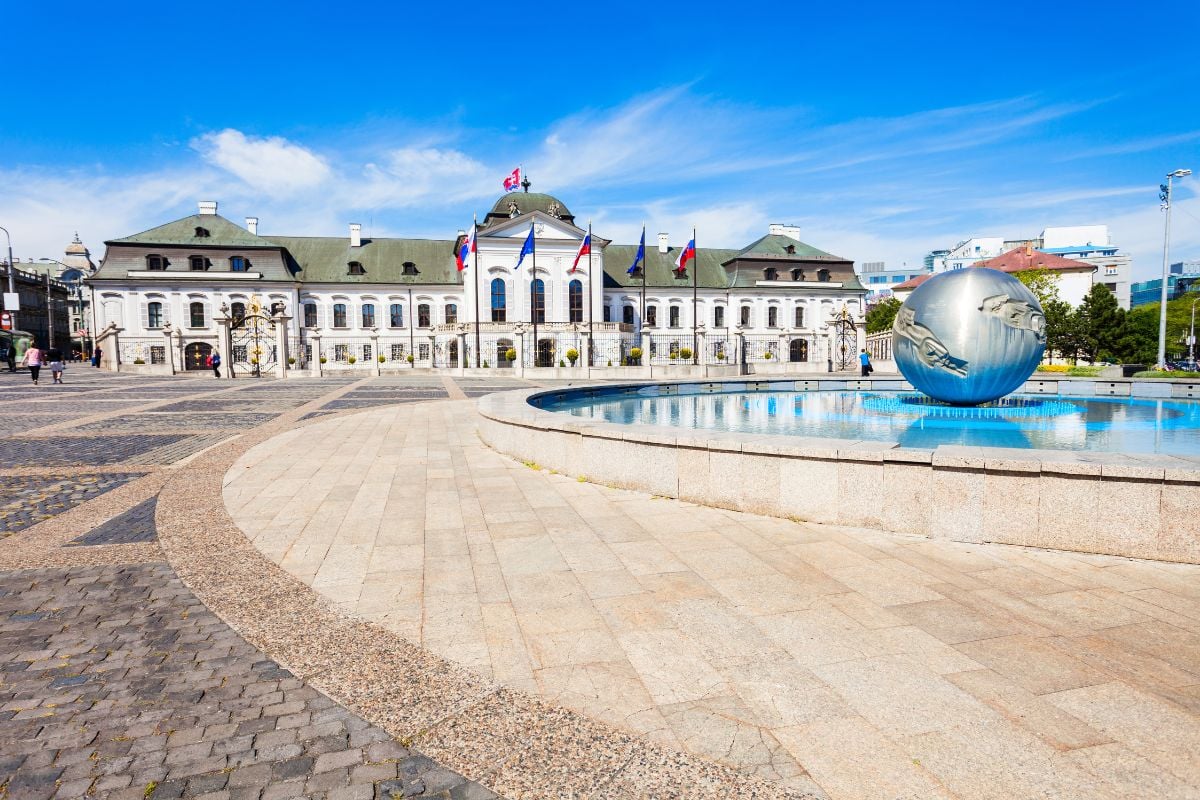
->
706, 335, 732, 366
743, 335, 781, 363
118, 337, 169, 366
648, 334, 698, 365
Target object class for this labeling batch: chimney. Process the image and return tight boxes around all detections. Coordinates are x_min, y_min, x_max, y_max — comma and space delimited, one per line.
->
349, 223, 362, 248
198, 200, 218, 215
769, 223, 801, 240
246, 217, 258, 235
658, 233, 670, 254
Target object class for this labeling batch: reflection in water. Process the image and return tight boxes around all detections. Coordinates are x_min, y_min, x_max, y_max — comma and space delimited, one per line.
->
547, 390, 1200, 456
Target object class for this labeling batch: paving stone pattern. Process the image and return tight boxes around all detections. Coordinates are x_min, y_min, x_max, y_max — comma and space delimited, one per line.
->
0, 564, 497, 800
0, 436, 191, 467
73, 413, 280, 433
69, 498, 160, 546
0, 474, 145, 537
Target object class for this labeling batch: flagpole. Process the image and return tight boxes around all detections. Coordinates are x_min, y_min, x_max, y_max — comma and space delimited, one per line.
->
473, 214, 481, 368
586, 221, 593, 368
692, 226, 698, 365
531, 224, 538, 368
640, 223, 646, 340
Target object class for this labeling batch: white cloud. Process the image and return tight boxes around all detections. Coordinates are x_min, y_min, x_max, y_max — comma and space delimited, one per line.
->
192, 129, 331, 194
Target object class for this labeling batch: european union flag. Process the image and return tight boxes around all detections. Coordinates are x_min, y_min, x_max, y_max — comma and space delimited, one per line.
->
627, 227, 645, 275
516, 224, 535, 271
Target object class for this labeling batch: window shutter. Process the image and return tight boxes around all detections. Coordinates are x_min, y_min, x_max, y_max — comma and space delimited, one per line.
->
161, 301, 171, 326
140, 302, 149, 330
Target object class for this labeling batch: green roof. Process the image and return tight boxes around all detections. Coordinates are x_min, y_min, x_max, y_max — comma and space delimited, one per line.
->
482, 192, 574, 227
108, 214, 279, 248
730, 233, 848, 262
602, 244, 739, 290
265, 235, 461, 285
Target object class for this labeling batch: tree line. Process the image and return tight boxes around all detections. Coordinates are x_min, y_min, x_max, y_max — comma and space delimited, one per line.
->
865, 269, 1199, 366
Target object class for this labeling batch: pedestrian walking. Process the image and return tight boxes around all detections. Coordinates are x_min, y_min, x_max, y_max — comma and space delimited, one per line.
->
5, 342, 15, 373
859, 348, 873, 377
91, 347, 102, 368
20, 343, 43, 385
207, 351, 221, 378
46, 347, 65, 384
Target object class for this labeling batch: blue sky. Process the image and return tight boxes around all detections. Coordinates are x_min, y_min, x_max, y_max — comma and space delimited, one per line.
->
3, 0, 1199, 279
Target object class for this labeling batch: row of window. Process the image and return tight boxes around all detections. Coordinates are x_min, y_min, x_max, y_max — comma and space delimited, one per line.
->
303, 301, 448, 329
761, 267, 831, 282
605, 304, 810, 329
145, 254, 252, 272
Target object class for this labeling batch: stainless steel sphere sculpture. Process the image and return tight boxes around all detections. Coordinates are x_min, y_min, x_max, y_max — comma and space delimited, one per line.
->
892, 268, 1046, 406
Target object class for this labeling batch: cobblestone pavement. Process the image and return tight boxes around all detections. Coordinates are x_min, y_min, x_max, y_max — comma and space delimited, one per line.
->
0, 369, 521, 799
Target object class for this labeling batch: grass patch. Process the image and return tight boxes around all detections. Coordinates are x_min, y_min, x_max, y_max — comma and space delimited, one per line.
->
1132, 370, 1200, 379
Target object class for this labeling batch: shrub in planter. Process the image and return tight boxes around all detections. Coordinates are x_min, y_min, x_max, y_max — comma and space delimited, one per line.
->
717, 352, 727, 361
133, 358, 145, 365
484, 359, 490, 367
287, 357, 296, 365
763, 352, 773, 360
630, 347, 643, 364
348, 355, 357, 364
680, 347, 693, 361
558, 359, 566, 367
378, 354, 387, 363
406, 354, 414, 364
607, 359, 612, 367
319, 356, 328, 364
566, 348, 579, 366
505, 348, 516, 362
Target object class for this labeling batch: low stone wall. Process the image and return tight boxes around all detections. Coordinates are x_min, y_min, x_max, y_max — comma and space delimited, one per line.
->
476, 379, 1200, 565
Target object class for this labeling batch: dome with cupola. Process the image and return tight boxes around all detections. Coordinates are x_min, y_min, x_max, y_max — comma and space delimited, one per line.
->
482, 191, 574, 227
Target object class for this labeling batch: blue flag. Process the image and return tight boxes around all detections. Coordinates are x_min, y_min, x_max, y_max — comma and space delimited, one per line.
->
516, 224, 535, 270
627, 227, 645, 275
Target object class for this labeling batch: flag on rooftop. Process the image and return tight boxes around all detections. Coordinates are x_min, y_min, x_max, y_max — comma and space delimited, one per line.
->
503, 167, 522, 193
570, 232, 591, 273
627, 227, 645, 276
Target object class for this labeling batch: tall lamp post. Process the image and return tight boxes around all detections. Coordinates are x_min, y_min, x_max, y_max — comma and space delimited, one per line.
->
1190, 297, 1199, 367
1158, 168, 1192, 369
0, 226, 15, 333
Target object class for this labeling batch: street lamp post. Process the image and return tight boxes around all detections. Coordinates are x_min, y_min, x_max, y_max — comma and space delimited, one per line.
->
0, 226, 15, 333
1158, 168, 1192, 369
1190, 297, 1198, 367
39, 258, 89, 358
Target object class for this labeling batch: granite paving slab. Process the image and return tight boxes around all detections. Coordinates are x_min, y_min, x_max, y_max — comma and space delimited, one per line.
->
0, 473, 145, 536
69, 497, 160, 546
0, 435, 191, 466
72, 412, 279, 432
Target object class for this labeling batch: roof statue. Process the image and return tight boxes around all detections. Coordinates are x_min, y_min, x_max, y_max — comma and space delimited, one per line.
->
507, 199, 520, 218
547, 201, 562, 219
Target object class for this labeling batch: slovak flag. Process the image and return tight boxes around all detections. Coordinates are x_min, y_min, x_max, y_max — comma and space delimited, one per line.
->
675, 237, 696, 273
503, 167, 521, 193
570, 233, 591, 273
456, 224, 476, 272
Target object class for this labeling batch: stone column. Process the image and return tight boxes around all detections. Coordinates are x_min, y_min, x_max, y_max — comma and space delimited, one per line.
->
215, 303, 233, 379
639, 330, 651, 368
733, 326, 746, 375
162, 324, 177, 375
310, 331, 323, 377
779, 329, 790, 370
272, 312, 291, 379
427, 334, 437, 370
696, 324, 707, 368
95, 323, 123, 372
579, 329, 591, 376
173, 327, 185, 373
514, 323, 527, 378
369, 328, 381, 376
456, 326, 467, 376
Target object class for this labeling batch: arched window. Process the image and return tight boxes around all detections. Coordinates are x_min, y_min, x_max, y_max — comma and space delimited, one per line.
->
714, 306, 725, 328
189, 255, 207, 271
230, 256, 248, 272
568, 280, 583, 323
794, 306, 805, 328
623, 305, 634, 325
146, 254, 167, 271
231, 302, 246, 328
418, 304, 431, 327
646, 305, 658, 327
333, 303, 347, 328
303, 302, 317, 328
669, 306, 681, 328
445, 303, 458, 324
532, 279, 545, 324
790, 339, 809, 362
189, 302, 205, 327
389, 303, 404, 327
740, 306, 751, 327
768, 307, 778, 328
491, 278, 506, 322
147, 302, 163, 329
361, 303, 376, 328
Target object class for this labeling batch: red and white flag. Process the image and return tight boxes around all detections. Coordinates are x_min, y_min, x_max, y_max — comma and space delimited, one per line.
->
570, 233, 591, 273
503, 167, 521, 193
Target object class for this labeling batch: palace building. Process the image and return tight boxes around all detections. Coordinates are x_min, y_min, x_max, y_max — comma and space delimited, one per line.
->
87, 191, 867, 373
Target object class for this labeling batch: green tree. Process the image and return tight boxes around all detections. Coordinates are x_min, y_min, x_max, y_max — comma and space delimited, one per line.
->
1041, 298, 1077, 363
866, 297, 902, 334
1014, 267, 1062, 308
1076, 284, 1124, 363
